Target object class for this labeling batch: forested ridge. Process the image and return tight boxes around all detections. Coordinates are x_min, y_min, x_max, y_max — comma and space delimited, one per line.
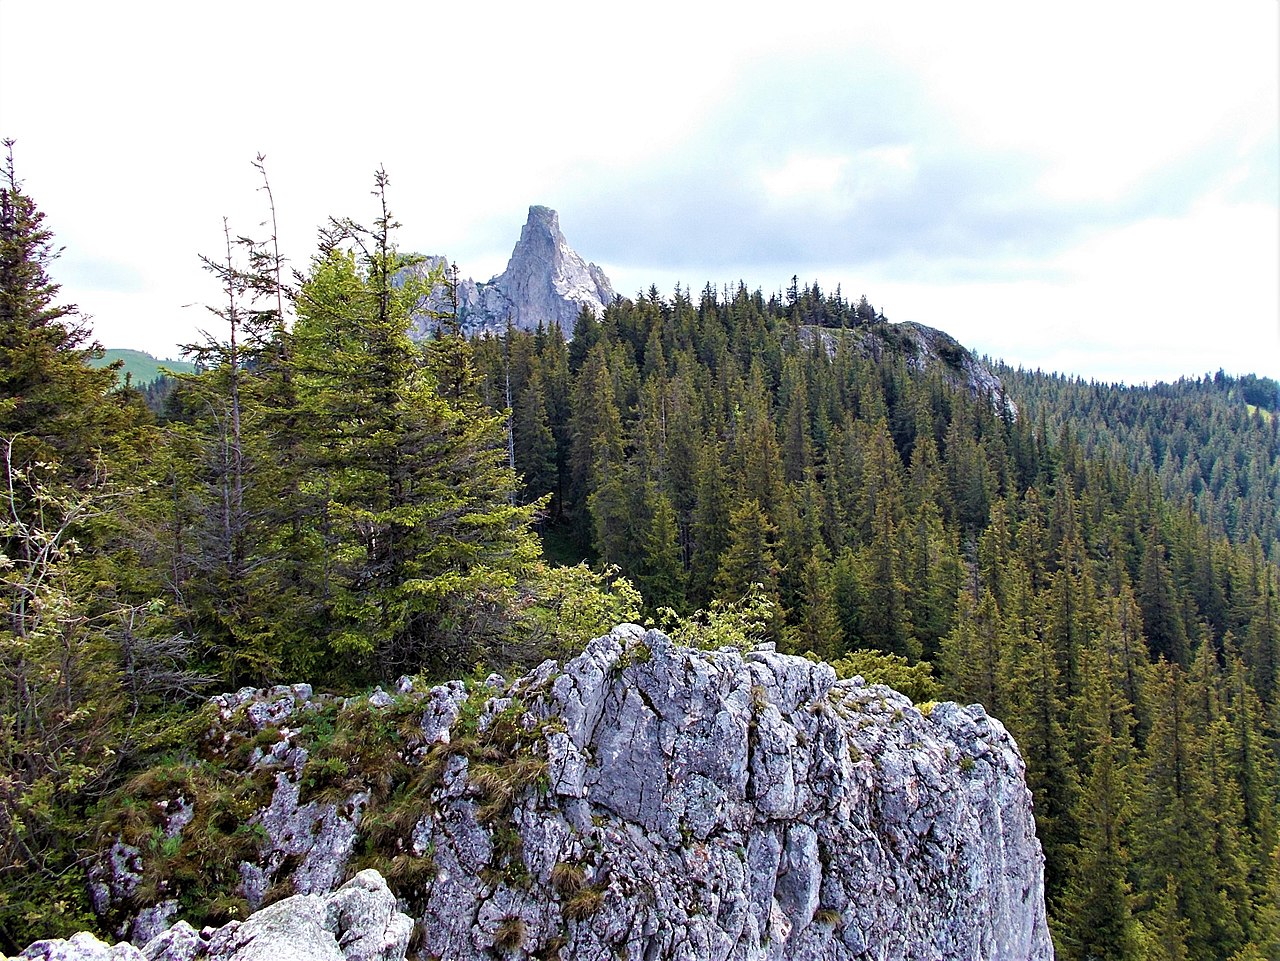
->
999, 366, 1280, 562
3, 155, 1277, 960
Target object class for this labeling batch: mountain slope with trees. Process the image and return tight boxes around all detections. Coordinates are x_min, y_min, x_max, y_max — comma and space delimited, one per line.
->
470, 283, 1280, 960
998, 365, 1280, 560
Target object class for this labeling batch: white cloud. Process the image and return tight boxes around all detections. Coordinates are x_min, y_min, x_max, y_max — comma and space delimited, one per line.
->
761, 154, 850, 203
869, 196, 1280, 383
0, 1, 1275, 379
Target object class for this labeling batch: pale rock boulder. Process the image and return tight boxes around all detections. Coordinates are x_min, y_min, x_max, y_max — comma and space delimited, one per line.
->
401, 626, 1054, 960
8, 871, 410, 961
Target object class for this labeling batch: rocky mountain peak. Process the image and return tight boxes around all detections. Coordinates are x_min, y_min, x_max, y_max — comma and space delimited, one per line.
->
504, 206, 564, 270
407, 206, 614, 340
523, 204, 560, 233
496, 206, 616, 332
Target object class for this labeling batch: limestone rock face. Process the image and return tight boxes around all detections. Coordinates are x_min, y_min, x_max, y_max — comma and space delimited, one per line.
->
490, 205, 615, 333
405, 628, 1053, 960
407, 206, 614, 339
799, 322, 1015, 416
62, 628, 1052, 961
8, 871, 411, 961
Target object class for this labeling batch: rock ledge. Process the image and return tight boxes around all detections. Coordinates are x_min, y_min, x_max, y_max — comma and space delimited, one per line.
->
44, 627, 1054, 961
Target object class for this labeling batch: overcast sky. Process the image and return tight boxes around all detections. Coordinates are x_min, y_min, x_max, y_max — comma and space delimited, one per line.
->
2, 1, 1277, 383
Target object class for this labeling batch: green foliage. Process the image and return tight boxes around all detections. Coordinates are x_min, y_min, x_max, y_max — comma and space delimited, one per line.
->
826, 648, 940, 704
464, 277, 1280, 958
138, 169, 547, 686
0, 146, 161, 949
1000, 367, 1280, 560
3, 149, 1279, 961
88, 349, 195, 386
0, 141, 144, 478
514, 562, 641, 663
655, 582, 779, 652
287, 200, 542, 678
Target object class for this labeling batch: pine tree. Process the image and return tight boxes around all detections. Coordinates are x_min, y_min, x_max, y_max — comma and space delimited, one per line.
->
0, 439, 129, 947
289, 172, 539, 677
904, 487, 961, 661
858, 500, 918, 660
780, 354, 814, 484
1242, 569, 1278, 711
1142, 877, 1191, 961
1002, 570, 1078, 915
715, 498, 783, 625
730, 366, 784, 512
1139, 531, 1189, 665
511, 362, 558, 505
688, 438, 730, 607
1134, 660, 1220, 958
1059, 641, 1142, 961
636, 484, 686, 612
0, 140, 138, 478
160, 218, 291, 684
784, 549, 841, 658
568, 342, 625, 541
939, 588, 1005, 716
0, 149, 160, 945
1223, 650, 1278, 920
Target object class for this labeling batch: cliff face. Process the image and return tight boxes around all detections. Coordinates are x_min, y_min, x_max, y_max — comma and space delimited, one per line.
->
406, 206, 615, 339
72, 627, 1053, 961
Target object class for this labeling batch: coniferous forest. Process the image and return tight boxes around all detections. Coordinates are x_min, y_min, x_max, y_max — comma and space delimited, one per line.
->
3, 155, 1279, 960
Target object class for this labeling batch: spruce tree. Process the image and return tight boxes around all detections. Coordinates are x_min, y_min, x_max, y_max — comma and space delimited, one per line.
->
1143, 876, 1191, 961
1059, 641, 1142, 961
0, 146, 150, 946
511, 362, 558, 505
784, 549, 841, 658
160, 219, 292, 684
636, 484, 686, 612
688, 438, 730, 607
1134, 660, 1220, 958
0, 140, 137, 477
939, 588, 1006, 716
715, 498, 783, 626
568, 341, 625, 542
290, 171, 539, 677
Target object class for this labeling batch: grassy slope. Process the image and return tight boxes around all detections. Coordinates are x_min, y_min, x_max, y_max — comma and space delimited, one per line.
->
90, 349, 195, 385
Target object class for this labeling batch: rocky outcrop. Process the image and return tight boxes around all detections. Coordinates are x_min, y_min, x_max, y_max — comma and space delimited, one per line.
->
800, 322, 1015, 416
406, 206, 614, 338
68, 627, 1053, 961
8, 870, 411, 961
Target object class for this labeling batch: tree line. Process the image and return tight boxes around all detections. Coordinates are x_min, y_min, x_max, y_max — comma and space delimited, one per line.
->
1000, 365, 1280, 560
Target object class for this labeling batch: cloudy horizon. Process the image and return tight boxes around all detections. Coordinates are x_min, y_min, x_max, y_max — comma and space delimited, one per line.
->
2, 1, 1276, 384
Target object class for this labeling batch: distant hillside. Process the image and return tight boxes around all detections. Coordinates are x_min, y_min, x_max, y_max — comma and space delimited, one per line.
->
90, 348, 195, 385
999, 366, 1280, 556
